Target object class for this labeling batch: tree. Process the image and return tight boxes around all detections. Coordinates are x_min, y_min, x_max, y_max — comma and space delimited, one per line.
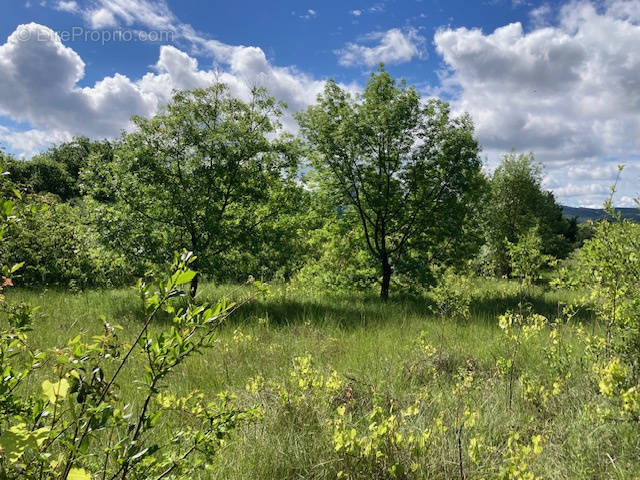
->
84, 84, 299, 296
6, 137, 112, 200
484, 152, 571, 275
297, 66, 484, 299
506, 226, 553, 286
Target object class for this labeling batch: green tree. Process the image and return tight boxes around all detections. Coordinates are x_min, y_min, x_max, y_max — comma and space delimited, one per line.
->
297, 66, 484, 299
484, 152, 571, 275
84, 84, 300, 295
6, 137, 112, 200
0, 195, 130, 289
506, 226, 553, 286
560, 182, 640, 359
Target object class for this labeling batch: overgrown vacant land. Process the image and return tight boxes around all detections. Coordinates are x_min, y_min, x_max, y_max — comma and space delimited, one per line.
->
6, 278, 639, 479
1, 67, 639, 479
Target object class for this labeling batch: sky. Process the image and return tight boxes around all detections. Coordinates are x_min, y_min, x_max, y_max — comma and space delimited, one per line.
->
1, 0, 640, 207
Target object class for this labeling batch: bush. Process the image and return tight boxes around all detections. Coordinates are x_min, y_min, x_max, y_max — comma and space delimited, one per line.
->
292, 218, 378, 293
0, 252, 258, 479
0, 195, 131, 289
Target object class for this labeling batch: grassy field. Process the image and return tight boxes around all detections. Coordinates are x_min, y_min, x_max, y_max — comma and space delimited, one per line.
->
7, 280, 639, 479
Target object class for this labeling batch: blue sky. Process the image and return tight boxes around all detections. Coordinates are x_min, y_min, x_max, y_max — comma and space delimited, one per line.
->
1, 0, 640, 207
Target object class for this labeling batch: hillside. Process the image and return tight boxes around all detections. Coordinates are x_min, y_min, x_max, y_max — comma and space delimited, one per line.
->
562, 205, 640, 222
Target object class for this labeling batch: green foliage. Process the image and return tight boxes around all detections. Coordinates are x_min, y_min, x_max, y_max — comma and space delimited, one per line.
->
497, 307, 548, 409
218, 185, 315, 283
565, 216, 640, 352
6, 137, 112, 200
0, 195, 130, 288
429, 268, 472, 323
292, 210, 378, 292
484, 153, 572, 275
0, 252, 257, 479
297, 65, 485, 298
555, 180, 640, 425
83, 84, 301, 294
506, 227, 554, 286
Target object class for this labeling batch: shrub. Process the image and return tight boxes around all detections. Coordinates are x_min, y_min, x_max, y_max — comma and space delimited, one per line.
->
0, 195, 131, 289
506, 226, 554, 286
0, 251, 258, 479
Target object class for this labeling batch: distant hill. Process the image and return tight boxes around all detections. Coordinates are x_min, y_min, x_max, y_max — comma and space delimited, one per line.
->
562, 206, 640, 223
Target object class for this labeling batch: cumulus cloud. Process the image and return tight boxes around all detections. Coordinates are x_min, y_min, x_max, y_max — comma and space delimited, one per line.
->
434, 0, 640, 205
618, 195, 638, 207
0, 21, 331, 155
435, 1, 640, 161
529, 3, 552, 27
554, 182, 609, 197
0, 24, 156, 139
567, 163, 620, 180
336, 28, 426, 67
0, 126, 72, 158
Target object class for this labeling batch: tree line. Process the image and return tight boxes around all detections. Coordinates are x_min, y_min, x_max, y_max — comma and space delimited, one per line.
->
0, 66, 579, 298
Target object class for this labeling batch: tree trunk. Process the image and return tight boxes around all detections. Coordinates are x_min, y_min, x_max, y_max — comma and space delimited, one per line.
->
189, 232, 200, 298
380, 256, 392, 301
190, 272, 200, 298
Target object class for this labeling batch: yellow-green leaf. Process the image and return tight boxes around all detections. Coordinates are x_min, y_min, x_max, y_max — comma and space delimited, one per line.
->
42, 378, 70, 403
68, 467, 92, 480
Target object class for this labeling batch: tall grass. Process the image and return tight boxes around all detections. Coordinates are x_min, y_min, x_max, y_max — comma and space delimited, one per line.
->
6, 279, 634, 479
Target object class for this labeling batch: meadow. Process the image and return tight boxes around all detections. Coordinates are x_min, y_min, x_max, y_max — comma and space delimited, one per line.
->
2, 70, 638, 480
9, 278, 638, 479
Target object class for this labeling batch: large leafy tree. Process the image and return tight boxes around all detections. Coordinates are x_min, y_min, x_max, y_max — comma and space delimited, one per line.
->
484, 152, 572, 274
297, 66, 484, 299
84, 84, 300, 295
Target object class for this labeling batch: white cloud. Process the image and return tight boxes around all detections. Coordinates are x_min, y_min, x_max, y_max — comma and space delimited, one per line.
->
0, 22, 334, 155
0, 0, 354, 155
434, 0, 640, 205
337, 28, 426, 67
302, 9, 317, 19
87, 8, 117, 28
54, 0, 79, 13
0, 24, 157, 140
0, 126, 72, 158
84, 0, 176, 30
50, 0, 333, 115
567, 163, 620, 180
618, 195, 638, 207
554, 182, 609, 197
350, 9, 362, 17
435, 1, 640, 161
529, 3, 552, 27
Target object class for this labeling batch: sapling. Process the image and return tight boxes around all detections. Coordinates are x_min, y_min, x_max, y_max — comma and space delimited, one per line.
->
0, 249, 259, 480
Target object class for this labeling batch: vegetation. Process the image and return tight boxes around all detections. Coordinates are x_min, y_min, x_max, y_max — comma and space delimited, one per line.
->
83, 85, 302, 296
482, 152, 573, 275
1, 67, 639, 479
3, 278, 638, 479
297, 68, 485, 299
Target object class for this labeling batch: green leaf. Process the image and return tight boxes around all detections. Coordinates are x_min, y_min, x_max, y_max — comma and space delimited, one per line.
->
42, 378, 70, 403
174, 270, 196, 285
0, 423, 31, 463
68, 468, 92, 480
1, 199, 13, 217
10, 262, 24, 274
